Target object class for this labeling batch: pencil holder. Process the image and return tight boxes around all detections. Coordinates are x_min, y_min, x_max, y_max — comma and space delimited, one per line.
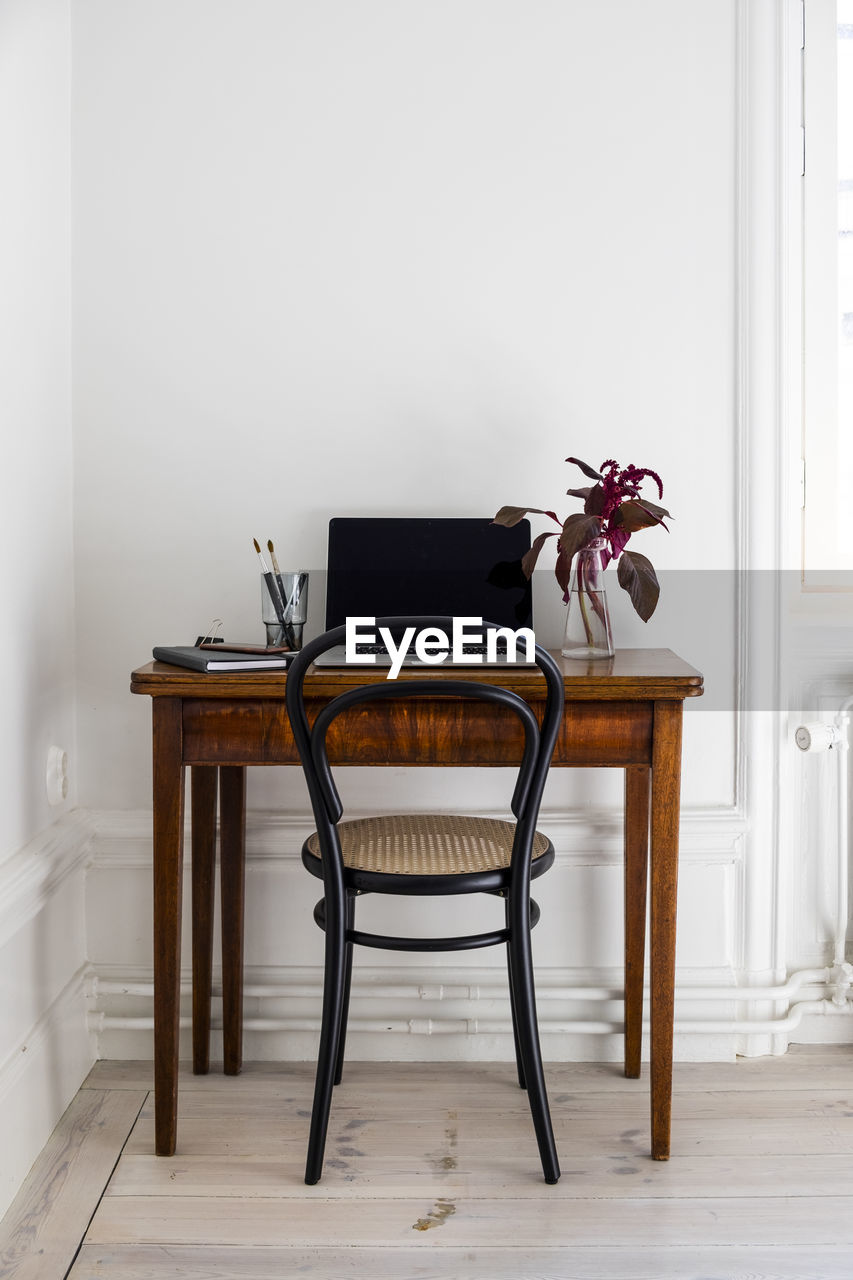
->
261, 571, 309, 649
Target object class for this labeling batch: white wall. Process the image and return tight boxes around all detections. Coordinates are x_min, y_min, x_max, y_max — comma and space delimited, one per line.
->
1, 0, 76, 855
0, 0, 93, 1219
73, 0, 747, 1065
71, 1, 737, 818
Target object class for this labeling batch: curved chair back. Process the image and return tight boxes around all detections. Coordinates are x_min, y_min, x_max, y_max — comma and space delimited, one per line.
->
285, 616, 564, 880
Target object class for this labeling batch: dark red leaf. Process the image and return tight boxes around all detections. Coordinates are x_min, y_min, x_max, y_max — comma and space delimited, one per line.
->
493, 505, 560, 528
555, 547, 573, 598
607, 527, 631, 561
559, 512, 602, 561
520, 530, 558, 578
566, 487, 592, 500
584, 484, 605, 516
566, 457, 603, 481
616, 550, 660, 622
635, 498, 671, 526
613, 499, 669, 533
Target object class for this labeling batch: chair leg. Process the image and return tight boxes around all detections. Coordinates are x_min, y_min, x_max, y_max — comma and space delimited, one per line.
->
334, 892, 356, 1086
504, 899, 526, 1089
508, 904, 560, 1184
305, 892, 347, 1186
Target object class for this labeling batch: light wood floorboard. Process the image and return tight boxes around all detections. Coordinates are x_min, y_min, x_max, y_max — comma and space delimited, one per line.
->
105, 1151, 853, 1199
0, 1088, 146, 1280
79, 1044, 853, 1092
84, 1193, 853, 1248
65, 1243, 853, 1280
3, 1050, 853, 1279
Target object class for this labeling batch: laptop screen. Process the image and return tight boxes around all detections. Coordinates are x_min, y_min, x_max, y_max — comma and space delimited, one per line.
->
325, 517, 533, 631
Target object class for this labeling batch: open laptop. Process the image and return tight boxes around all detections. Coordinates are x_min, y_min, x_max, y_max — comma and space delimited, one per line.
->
313, 516, 535, 668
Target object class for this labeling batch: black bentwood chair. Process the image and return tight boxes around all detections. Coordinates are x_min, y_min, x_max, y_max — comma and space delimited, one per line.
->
284, 616, 564, 1185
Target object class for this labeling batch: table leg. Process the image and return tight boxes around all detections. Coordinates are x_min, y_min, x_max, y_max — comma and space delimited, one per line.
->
624, 765, 650, 1079
152, 697, 185, 1156
191, 766, 218, 1075
649, 700, 683, 1160
220, 765, 247, 1075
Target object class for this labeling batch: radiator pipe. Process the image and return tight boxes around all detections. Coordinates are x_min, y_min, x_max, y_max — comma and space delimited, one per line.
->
796, 696, 853, 1004
89, 997, 853, 1038
92, 967, 833, 1005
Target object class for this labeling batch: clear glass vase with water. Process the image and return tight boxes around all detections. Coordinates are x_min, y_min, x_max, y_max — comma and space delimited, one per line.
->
561, 537, 614, 659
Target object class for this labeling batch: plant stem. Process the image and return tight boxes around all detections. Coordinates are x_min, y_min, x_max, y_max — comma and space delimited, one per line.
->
577, 558, 594, 646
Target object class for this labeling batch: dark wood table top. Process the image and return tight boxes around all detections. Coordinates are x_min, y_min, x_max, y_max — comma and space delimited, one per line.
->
131, 647, 704, 702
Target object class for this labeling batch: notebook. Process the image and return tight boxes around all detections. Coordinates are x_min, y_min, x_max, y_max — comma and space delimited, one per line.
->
312, 516, 534, 668
152, 645, 295, 672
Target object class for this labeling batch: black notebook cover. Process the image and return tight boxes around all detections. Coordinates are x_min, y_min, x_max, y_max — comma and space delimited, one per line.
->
153, 645, 294, 672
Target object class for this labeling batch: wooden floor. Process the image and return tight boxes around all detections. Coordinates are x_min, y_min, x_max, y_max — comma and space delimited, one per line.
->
2, 1048, 853, 1279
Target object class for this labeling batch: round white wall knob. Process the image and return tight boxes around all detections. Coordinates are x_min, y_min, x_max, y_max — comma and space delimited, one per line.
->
795, 723, 837, 753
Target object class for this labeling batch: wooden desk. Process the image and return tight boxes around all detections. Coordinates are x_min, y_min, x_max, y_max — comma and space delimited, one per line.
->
131, 648, 703, 1160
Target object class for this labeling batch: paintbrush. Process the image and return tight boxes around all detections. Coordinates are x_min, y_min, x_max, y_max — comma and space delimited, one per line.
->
267, 538, 282, 578
253, 537, 288, 632
267, 538, 296, 647
253, 536, 272, 576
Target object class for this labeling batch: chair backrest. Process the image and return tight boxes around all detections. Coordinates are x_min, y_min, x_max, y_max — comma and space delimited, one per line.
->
285, 617, 564, 876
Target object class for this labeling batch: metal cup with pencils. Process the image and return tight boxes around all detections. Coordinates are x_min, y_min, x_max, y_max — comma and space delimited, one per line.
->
255, 539, 309, 650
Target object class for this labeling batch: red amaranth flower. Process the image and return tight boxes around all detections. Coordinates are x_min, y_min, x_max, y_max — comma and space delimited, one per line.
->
492, 453, 671, 624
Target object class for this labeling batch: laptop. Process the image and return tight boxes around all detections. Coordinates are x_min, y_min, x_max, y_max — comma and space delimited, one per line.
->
313, 516, 535, 668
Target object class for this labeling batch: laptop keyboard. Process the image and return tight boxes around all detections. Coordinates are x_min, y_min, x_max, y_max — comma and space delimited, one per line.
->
354, 642, 504, 658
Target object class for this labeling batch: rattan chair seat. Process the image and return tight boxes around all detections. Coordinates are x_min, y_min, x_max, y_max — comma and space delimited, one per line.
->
305, 813, 551, 877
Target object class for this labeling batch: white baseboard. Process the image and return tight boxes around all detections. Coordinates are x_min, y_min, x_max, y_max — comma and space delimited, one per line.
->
0, 965, 95, 1221
0, 812, 98, 1220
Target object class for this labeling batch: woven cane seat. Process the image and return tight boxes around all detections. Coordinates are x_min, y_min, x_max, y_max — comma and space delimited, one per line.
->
304, 813, 551, 877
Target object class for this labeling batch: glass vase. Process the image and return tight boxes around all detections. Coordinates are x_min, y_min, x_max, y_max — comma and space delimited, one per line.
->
561, 537, 614, 659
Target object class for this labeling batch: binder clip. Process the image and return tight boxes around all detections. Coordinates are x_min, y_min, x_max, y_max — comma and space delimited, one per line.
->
196, 619, 224, 647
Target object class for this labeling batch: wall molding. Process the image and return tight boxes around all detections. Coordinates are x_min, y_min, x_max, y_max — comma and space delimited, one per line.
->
85, 802, 750, 1059
0, 809, 95, 950
733, 0, 796, 997
88, 806, 747, 872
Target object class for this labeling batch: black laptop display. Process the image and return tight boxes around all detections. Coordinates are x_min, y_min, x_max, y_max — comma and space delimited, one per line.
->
315, 516, 533, 667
